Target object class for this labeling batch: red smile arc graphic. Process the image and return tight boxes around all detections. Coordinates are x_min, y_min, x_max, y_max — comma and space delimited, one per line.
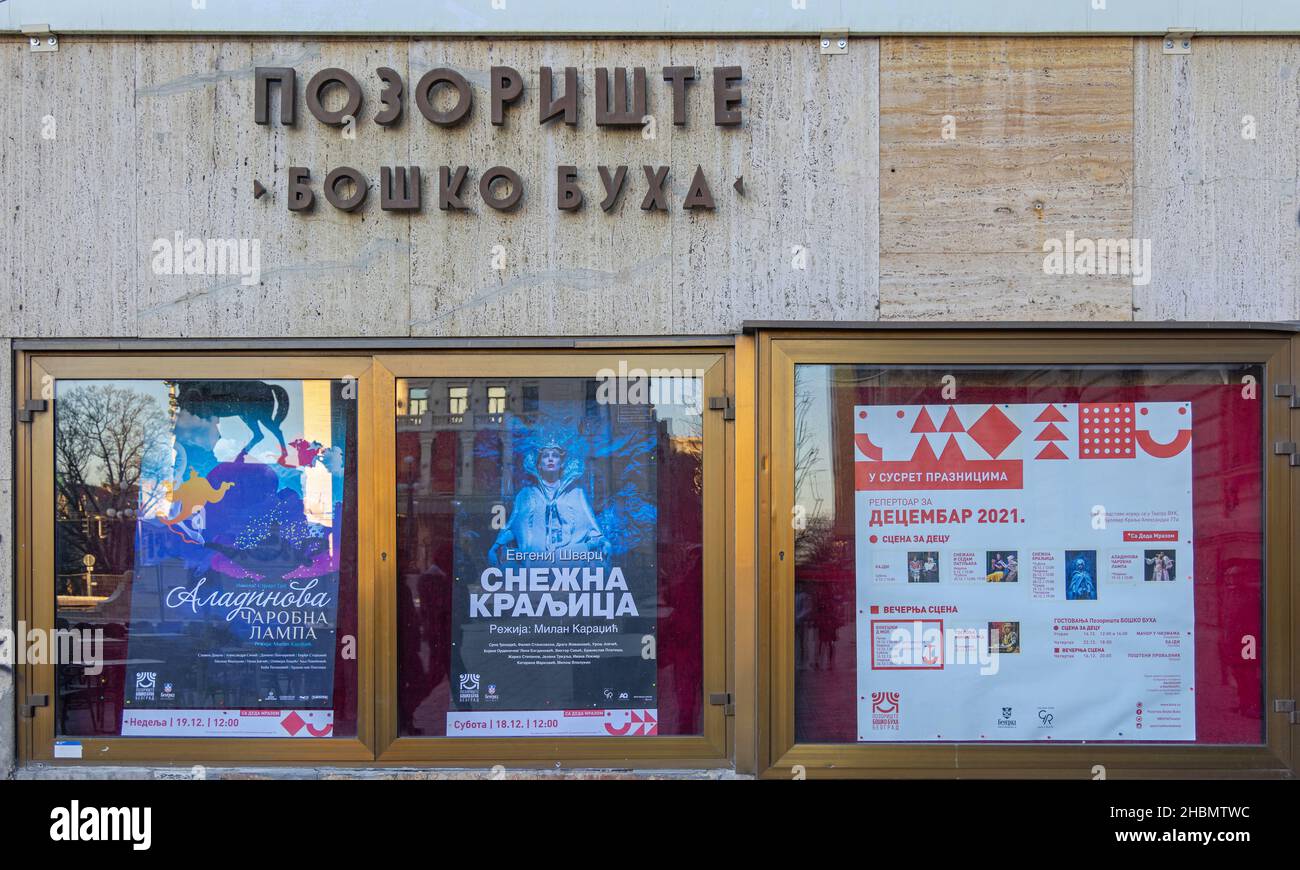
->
1136, 429, 1192, 458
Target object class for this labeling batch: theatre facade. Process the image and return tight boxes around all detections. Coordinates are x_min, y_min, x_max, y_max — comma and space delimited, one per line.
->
2, 2, 1299, 779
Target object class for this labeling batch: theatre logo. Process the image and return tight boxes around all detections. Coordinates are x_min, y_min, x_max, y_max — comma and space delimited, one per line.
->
133, 671, 157, 702
870, 691, 901, 731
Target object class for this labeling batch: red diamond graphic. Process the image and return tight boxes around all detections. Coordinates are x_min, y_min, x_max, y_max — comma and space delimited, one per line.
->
967, 406, 1021, 459
280, 711, 305, 736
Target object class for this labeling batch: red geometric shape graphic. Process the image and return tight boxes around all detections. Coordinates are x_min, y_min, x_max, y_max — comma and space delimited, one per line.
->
910, 435, 940, 463
854, 432, 885, 461
939, 407, 965, 433
280, 711, 305, 736
1034, 422, 1068, 441
604, 720, 633, 736
966, 405, 1021, 458
1136, 428, 1192, 458
938, 435, 965, 463
1035, 442, 1068, 460
1078, 402, 1135, 459
911, 407, 937, 433
1034, 404, 1068, 423
304, 722, 334, 737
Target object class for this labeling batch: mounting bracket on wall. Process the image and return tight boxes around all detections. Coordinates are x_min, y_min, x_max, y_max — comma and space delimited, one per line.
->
1162, 29, 1194, 55
21, 24, 60, 53
819, 32, 848, 55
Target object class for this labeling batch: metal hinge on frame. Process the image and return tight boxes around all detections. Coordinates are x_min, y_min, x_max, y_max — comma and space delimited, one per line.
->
708, 395, 735, 421
1275, 441, 1300, 467
1276, 384, 1300, 409
709, 692, 735, 716
1276, 699, 1298, 725
17, 399, 47, 423
20, 694, 50, 719
21, 25, 59, 53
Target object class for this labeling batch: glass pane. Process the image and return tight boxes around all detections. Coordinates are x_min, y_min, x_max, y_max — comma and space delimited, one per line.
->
54, 378, 358, 738
793, 363, 1264, 745
397, 371, 704, 737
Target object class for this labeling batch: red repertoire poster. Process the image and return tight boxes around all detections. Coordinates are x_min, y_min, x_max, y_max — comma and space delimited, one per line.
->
854, 402, 1195, 742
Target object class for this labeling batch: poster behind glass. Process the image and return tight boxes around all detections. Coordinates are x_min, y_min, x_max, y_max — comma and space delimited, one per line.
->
54, 378, 356, 739
792, 364, 1265, 745
397, 374, 705, 739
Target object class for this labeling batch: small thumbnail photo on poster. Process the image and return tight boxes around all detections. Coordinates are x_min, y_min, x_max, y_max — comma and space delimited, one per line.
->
907, 551, 940, 583
985, 551, 1018, 583
1065, 549, 1098, 600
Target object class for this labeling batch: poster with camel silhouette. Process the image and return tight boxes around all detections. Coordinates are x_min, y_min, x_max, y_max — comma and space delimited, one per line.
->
54, 378, 356, 738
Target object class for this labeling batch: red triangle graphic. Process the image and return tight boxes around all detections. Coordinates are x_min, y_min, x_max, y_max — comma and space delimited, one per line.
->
911, 408, 937, 433
1035, 422, 1068, 441
644, 711, 657, 723
1034, 404, 1068, 423
938, 435, 965, 463
1036, 442, 1068, 460
939, 407, 964, 432
630, 710, 642, 723
911, 435, 940, 463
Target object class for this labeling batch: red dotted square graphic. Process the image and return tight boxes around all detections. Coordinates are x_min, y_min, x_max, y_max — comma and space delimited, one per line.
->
1078, 402, 1134, 458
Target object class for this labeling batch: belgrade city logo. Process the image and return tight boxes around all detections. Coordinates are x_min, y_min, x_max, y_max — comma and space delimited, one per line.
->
871, 691, 900, 730
997, 706, 1017, 728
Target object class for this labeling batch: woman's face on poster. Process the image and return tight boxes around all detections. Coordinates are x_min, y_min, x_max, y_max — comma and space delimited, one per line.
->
538, 447, 564, 474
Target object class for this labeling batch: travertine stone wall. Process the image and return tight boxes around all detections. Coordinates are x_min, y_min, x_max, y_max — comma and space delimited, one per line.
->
1134, 37, 1300, 321
879, 37, 1134, 320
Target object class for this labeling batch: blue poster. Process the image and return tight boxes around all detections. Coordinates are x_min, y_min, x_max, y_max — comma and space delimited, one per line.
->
447, 403, 659, 737
107, 379, 349, 735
